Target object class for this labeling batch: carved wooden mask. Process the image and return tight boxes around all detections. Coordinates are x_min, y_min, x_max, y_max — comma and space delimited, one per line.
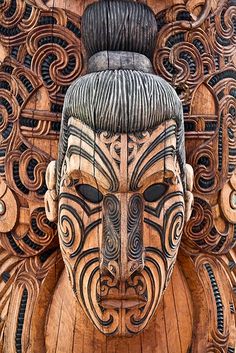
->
45, 117, 193, 336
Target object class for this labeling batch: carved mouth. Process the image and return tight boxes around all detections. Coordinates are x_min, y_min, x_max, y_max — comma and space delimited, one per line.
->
100, 296, 147, 309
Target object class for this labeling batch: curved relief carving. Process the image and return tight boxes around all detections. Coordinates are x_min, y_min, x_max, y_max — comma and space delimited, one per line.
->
153, 0, 236, 256
43, 0, 195, 337
0, 0, 83, 257
0, 0, 235, 351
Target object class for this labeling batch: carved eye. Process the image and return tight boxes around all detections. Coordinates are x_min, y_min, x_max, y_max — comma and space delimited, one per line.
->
143, 183, 169, 202
75, 184, 103, 204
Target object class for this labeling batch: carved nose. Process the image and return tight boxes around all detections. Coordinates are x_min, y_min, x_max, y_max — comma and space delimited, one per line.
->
100, 194, 144, 281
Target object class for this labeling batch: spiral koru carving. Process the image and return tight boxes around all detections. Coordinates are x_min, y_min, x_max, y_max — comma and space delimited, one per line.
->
0, 0, 84, 257
127, 194, 143, 263
102, 195, 120, 266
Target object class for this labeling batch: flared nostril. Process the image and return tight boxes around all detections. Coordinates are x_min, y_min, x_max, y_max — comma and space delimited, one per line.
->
127, 259, 145, 279
100, 259, 120, 280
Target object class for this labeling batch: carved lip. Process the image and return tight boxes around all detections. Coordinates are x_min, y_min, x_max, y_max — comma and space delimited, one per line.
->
100, 296, 147, 309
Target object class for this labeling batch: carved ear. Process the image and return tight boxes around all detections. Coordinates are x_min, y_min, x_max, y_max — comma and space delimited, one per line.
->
185, 164, 194, 222
45, 161, 58, 222
185, 164, 194, 192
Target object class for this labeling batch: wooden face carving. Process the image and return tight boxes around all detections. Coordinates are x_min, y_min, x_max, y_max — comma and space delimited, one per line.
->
48, 117, 190, 336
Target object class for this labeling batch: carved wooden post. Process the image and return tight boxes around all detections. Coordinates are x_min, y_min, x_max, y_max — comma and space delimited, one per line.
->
44, 0, 194, 337
0, 0, 235, 352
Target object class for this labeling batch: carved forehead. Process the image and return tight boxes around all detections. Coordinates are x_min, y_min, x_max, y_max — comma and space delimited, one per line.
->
62, 117, 180, 192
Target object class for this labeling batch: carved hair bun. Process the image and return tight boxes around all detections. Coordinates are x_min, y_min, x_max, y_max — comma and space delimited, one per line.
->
82, 0, 157, 59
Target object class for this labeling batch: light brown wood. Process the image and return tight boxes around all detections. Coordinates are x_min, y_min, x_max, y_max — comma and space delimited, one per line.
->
0, 0, 235, 352
45, 260, 193, 353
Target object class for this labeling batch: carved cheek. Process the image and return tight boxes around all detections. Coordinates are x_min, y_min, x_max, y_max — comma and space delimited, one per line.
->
58, 188, 102, 273
162, 193, 185, 260
58, 193, 86, 258
143, 190, 185, 295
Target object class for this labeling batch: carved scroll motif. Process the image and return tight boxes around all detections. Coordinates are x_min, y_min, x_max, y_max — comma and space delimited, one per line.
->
153, 0, 236, 254
0, 0, 83, 257
0, 0, 235, 352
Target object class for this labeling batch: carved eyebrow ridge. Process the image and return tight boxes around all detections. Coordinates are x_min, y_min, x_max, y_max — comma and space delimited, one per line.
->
67, 146, 118, 192
130, 124, 177, 190
132, 146, 176, 190
67, 125, 119, 191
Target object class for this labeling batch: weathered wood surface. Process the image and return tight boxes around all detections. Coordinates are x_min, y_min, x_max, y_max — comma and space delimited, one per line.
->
45, 261, 193, 353
0, 0, 235, 352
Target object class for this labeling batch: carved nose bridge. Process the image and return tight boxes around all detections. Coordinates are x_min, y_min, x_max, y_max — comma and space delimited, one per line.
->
100, 193, 144, 280
126, 194, 144, 278
100, 194, 121, 279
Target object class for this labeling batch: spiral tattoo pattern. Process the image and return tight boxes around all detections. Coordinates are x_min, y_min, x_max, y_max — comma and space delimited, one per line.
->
128, 194, 143, 262
102, 195, 120, 263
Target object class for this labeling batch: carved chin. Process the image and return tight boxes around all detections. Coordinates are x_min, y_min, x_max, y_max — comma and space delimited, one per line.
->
69, 248, 168, 336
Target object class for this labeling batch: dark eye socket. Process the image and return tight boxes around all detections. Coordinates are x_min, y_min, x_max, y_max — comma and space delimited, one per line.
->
75, 184, 103, 204
143, 183, 169, 202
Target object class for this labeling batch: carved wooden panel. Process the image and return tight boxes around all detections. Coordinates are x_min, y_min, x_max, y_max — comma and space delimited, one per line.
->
0, 0, 235, 352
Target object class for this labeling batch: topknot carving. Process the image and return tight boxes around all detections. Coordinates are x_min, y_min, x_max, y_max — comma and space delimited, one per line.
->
81, 0, 157, 59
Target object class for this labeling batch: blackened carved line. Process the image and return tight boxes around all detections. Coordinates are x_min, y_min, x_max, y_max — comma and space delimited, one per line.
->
218, 112, 223, 172
22, 234, 42, 251
211, 236, 227, 253
68, 125, 119, 190
74, 248, 99, 274
145, 247, 168, 269
67, 145, 119, 192
59, 195, 102, 257
165, 211, 184, 251
208, 70, 236, 87
87, 266, 114, 328
144, 191, 183, 218
164, 201, 184, 255
229, 303, 235, 313
128, 194, 143, 262
7, 233, 25, 255
127, 259, 160, 328
15, 288, 28, 353
60, 192, 102, 216
59, 204, 84, 248
130, 124, 177, 190
205, 263, 224, 334
163, 201, 184, 225
144, 201, 184, 259
144, 218, 172, 260
71, 219, 102, 259
102, 195, 120, 262
131, 146, 176, 191
74, 251, 116, 330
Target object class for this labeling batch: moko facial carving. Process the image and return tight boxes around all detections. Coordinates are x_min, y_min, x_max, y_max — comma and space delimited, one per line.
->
45, 0, 194, 337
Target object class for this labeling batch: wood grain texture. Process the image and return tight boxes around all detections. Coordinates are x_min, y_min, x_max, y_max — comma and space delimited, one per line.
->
0, 0, 235, 352
45, 260, 193, 353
